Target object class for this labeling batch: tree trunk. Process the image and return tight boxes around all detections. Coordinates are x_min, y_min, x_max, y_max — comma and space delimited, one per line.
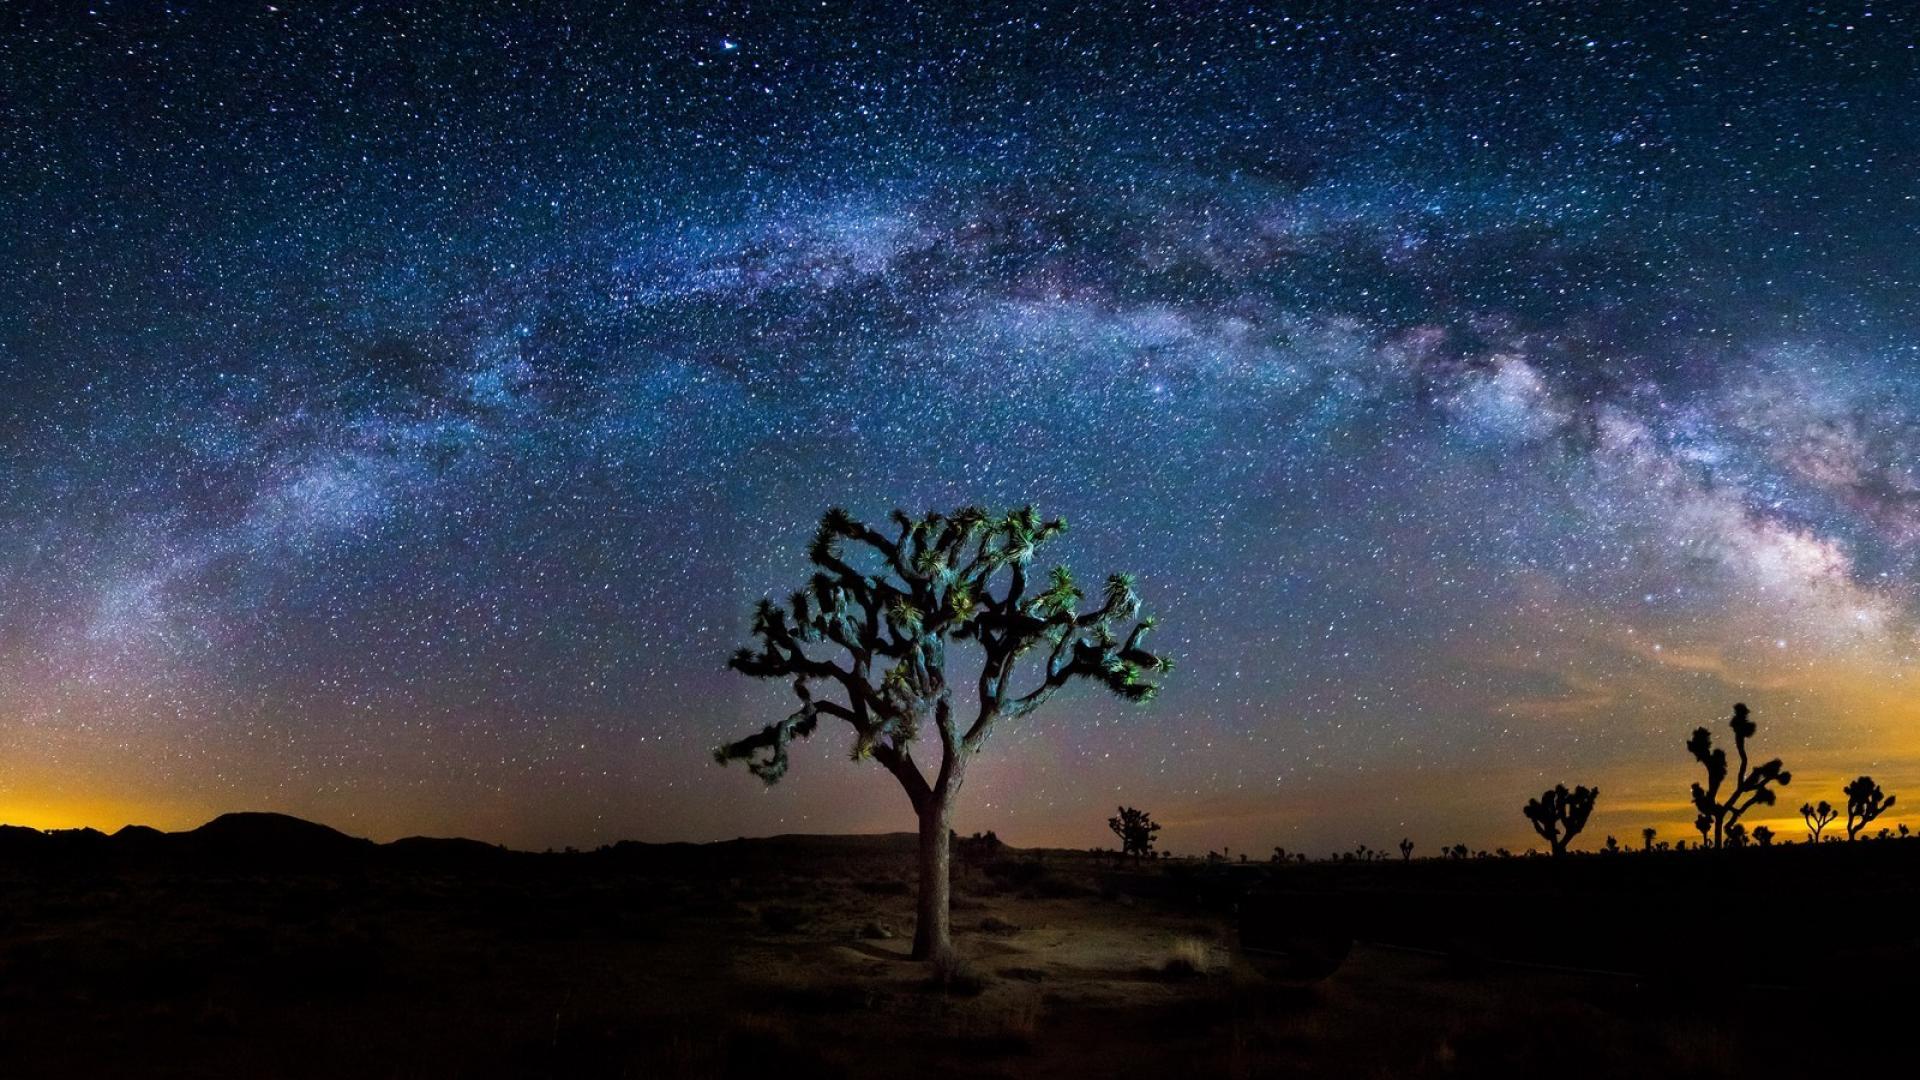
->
911, 798, 953, 963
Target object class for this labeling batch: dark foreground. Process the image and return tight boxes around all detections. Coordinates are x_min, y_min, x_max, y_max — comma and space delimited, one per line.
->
1, 815, 1915, 1078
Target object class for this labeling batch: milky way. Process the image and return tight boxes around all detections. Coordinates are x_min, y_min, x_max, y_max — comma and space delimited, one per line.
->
2, 2, 1917, 852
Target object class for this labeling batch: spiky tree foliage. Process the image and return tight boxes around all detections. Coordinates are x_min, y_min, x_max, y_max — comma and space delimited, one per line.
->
1108, 806, 1162, 859
1801, 800, 1838, 843
1398, 837, 1414, 861
1752, 825, 1775, 847
1642, 827, 1657, 852
717, 505, 1168, 962
1843, 776, 1895, 841
1686, 703, 1791, 849
1522, 783, 1598, 857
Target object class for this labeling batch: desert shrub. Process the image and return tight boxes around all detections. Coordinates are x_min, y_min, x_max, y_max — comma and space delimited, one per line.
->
1024, 874, 1094, 899
926, 952, 988, 996
1160, 937, 1220, 978
983, 859, 1049, 888
758, 903, 811, 933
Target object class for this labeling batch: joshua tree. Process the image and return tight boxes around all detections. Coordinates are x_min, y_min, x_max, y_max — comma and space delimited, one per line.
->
1843, 776, 1896, 841
1398, 837, 1414, 861
717, 505, 1168, 963
1642, 827, 1657, 852
1448, 843, 1468, 860
1108, 806, 1162, 859
1522, 783, 1598, 857
1686, 703, 1791, 849
1752, 825, 1775, 847
1725, 822, 1748, 849
1802, 799, 1838, 843
1603, 835, 1620, 854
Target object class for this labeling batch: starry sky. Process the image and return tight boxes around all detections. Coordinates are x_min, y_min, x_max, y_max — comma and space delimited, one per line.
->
2, 1, 1917, 854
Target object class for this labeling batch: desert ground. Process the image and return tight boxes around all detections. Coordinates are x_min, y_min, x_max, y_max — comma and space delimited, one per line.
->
0, 816, 1914, 1078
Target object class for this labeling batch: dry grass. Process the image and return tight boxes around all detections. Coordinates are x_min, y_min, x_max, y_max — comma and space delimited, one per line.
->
1160, 936, 1221, 978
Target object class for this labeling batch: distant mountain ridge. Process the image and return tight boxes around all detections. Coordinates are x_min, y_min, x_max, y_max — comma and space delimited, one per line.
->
0, 811, 938, 871
0, 811, 509, 869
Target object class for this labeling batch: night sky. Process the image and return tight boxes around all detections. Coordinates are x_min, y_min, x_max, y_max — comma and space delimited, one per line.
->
3, 2, 1917, 854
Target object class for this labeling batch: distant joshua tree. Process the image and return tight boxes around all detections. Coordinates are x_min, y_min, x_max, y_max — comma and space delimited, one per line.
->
1603, 835, 1620, 855
1448, 843, 1468, 860
1522, 784, 1598, 857
1398, 838, 1414, 861
1804, 799, 1835, 841
1843, 776, 1896, 841
1802, 799, 1839, 844
717, 505, 1168, 964
1641, 827, 1657, 852
1686, 703, 1791, 849
1108, 806, 1162, 859
1752, 825, 1775, 848
1725, 822, 1748, 849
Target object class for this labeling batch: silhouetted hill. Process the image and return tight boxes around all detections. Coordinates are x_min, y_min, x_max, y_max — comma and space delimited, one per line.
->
385, 834, 515, 869
0, 814, 964, 875
189, 811, 374, 852
163, 811, 380, 870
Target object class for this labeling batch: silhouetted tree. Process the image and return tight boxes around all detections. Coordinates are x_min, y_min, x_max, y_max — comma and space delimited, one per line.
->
1398, 837, 1414, 861
1802, 799, 1838, 844
1448, 843, 1468, 860
718, 505, 1168, 963
1108, 806, 1162, 859
1686, 703, 1791, 849
1752, 825, 1775, 847
1843, 775, 1895, 841
1603, 835, 1620, 854
1725, 822, 1748, 849
1641, 827, 1656, 852
1522, 784, 1598, 857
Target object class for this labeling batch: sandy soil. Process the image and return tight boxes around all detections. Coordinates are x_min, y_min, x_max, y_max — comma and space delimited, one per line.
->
0, 835, 1902, 1077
